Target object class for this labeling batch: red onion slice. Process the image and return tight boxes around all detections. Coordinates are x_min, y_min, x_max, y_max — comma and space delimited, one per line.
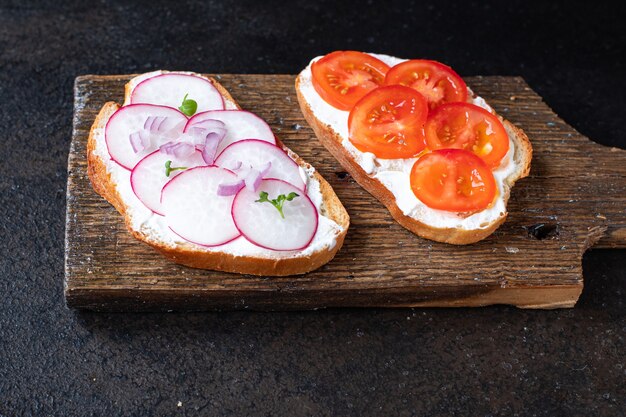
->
143, 116, 168, 132
155, 116, 167, 131
217, 161, 271, 196
243, 161, 272, 192
201, 130, 226, 165
159, 141, 196, 158
217, 179, 245, 196
186, 126, 226, 147
161, 119, 187, 140
185, 126, 205, 143
129, 130, 150, 153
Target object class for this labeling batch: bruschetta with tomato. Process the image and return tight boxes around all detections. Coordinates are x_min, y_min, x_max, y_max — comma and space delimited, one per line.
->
296, 51, 532, 244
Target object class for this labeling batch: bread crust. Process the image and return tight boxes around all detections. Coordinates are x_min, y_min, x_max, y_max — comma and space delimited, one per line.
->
295, 74, 532, 245
87, 76, 349, 276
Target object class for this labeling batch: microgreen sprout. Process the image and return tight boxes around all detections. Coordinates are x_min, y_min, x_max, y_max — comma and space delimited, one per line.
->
255, 191, 299, 219
164, 160, 188, 177
178, 93, 198, 117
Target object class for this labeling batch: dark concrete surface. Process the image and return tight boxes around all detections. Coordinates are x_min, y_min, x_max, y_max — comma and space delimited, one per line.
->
0, 0, 624, 415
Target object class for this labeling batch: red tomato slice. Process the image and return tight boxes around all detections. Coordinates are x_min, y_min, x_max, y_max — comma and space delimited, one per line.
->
348, 85, 429, 159
385, 60, 468, 109
424, 102, 509, 168
311, 51, 390, 111
410, 149, 496, 212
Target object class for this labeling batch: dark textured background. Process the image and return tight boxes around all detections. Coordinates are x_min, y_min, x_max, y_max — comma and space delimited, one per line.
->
1, 0, 624, 415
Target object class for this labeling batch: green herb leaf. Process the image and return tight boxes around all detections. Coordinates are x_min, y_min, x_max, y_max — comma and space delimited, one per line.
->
178, 93, 198, 117
255, 191, 300, 219
164, 160, 188, 177
255, 191, 270, 203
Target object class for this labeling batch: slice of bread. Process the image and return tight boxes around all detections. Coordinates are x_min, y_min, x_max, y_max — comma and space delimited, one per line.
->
88, 72, 349, 276
295, 54, 532, 245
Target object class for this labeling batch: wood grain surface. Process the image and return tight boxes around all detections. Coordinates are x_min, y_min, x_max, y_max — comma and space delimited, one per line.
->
65, 74, 626, 311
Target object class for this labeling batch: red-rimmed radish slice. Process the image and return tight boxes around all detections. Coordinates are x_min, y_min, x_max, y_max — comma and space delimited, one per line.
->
161, 167, 240, 246
184, 110, 275, 155
105, 104, 187, 169
215, 139, 305, 190
232, 179, 318, 251
130, 73, 225, 113
131, 150, 206, 215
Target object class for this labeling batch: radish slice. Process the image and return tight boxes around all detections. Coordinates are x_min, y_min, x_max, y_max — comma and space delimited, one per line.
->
131, 150, 206, 215
215, 140, 306, 190
131, 73, 225, 113
105, 104, 187, 169
161, 167, 241, 246
232, 179, 318, 251
185, 110, 275, 156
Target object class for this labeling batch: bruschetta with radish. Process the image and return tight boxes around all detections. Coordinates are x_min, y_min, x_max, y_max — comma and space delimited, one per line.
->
296, 51, 532, 245
88, 71, 349, 275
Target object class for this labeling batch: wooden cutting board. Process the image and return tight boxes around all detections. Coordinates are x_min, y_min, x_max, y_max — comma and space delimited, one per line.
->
65, 74, 626, 312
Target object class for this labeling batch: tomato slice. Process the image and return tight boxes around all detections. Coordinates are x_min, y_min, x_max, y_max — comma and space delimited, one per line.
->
385, 60, 467, 109
410, 149, 496, 212
311, 51, 390, 111
347, 85, 429, 159
424, 102, 509, 168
